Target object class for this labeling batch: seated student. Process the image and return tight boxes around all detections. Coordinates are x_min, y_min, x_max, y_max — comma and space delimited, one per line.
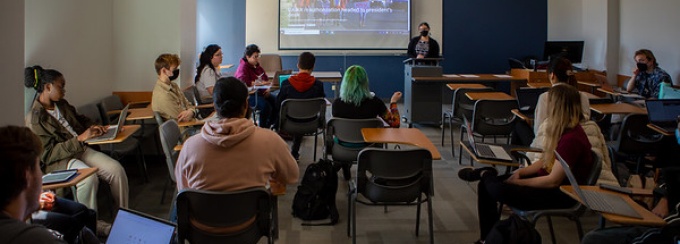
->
625, 49, 673, 99
24, 66, 129, 213
0, 126, 72, 243
175, 77, 299, 192
331, 65, 402, 127
194, 44, 222, 104
234, 44, 277, 128
582, 166, 680, 244
151, 53, 199, 122
32, 192, 100, 243
276, 52, 326, 160
458, 85, 594, 244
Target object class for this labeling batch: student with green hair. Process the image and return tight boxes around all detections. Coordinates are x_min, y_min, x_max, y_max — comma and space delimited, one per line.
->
332, 65, 402, 127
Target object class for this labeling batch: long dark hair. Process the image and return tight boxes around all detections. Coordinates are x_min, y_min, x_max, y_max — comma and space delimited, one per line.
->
213, 77, 248, 118
547, 57, 577, 87
195, 44, 221, 83
243, 44, 260, 59
24, 66, 63, 94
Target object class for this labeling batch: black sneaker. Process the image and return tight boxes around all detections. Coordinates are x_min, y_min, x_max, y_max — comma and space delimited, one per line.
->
457, 167, 497, 182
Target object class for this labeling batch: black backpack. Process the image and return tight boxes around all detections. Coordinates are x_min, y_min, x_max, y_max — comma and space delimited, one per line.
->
485, 214, 542, 244
291, 159, 339, 225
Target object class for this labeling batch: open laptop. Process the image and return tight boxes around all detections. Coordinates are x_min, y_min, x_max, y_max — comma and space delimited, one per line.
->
646, 99, 680, 132
515, 87, 548, 119
464, 117, 513, 161
272, 69, 292, 87
85, 104, 129, 143
556, 151, 642, 219
107, 208, 176, 244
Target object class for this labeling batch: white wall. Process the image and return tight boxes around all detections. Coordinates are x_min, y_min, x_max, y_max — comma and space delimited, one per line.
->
112, 0, 197, 90
0, 1, 25, 125
547, 0, 583, 40
245, 0, 442, 55
25, 0, 114, 109
620, 0, 680, 85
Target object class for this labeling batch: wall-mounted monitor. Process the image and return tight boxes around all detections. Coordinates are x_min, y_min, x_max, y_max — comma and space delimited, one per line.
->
279, 0, 411, 50
543, 41, 584, 64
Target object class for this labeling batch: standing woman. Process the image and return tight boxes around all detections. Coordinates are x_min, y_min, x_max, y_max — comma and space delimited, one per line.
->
24, 66, 129, 212
458, 85, 593, 244
194, 44, 222, 104
234, 44, 276, 128
407, 22, 440, 59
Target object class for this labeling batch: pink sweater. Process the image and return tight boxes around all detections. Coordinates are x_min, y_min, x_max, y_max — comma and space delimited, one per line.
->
175, 118, 299, 192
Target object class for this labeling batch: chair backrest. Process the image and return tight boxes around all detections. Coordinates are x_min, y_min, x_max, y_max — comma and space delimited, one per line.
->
182, 85, 199, 106
176, 188, 273, 244
356, 148, 433, 202
515, 87, 548, 113
471, 99, 519, 136
258, 54, 282, 75
279, 98, 327, 135
78, 103, 103, 125
586, 150, 603, 185
152, 111, 166, 127
614, 113, 664, 155
508, 58, 527, 69
100, 95, 124, 124
327, 118, 384, 144
158, 120, 180, 182
452, 87, 493, 120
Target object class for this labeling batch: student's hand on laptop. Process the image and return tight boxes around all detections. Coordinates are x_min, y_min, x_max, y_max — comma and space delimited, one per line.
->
77, 126, 104, 141
177, 109, 195, 122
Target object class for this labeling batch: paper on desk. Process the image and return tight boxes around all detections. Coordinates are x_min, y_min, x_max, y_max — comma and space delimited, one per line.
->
494, 74, 513, 78
444, 74, 460, 78
460, 74, 480, 78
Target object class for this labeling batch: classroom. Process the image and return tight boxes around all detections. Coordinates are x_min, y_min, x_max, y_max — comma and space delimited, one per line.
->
1, 0, 679, 243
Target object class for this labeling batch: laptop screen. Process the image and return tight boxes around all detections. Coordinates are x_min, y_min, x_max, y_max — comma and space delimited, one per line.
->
107, 208, 175, 244
555, 150, 592, 208
464, 117, 477, 152
646, 99, 680, 123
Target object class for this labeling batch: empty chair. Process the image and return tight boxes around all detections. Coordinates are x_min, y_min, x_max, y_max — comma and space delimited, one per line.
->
278, 98, 327, 161
77, 103, 104, 125
176, 188, 274, 244
100, 95, 125, 124
158, 120, 181, 205
515, 87, 549, 119
458, 99, 519, 165
348, 148, 434, 244
183, 85, 199, 106
441, 87, 493, 156
258, 54, 283, 75
512, 150, 602, 244
608, 113, 664, 176
325, 118, 384, 180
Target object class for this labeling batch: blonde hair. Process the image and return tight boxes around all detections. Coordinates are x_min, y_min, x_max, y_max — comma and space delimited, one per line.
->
154, 54, 181, 75
542, 85, 584, 172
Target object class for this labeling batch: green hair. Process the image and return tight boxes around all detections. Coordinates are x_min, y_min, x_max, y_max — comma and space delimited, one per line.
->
340, 65, 372, 106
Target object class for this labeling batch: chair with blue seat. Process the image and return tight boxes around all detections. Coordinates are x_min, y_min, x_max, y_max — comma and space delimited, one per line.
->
348, 148, 434, 244
176, 188, 274, 244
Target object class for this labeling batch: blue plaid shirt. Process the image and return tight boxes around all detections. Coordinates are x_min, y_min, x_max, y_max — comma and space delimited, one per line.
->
634, 66, 672, 98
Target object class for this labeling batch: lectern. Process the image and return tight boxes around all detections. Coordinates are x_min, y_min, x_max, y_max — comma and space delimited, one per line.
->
403, 58, 443, 127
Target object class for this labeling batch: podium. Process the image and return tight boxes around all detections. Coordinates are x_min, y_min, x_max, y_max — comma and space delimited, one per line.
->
403, 58, 443, 127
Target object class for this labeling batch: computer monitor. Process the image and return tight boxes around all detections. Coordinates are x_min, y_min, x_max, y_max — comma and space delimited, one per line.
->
543, 41, 585, 64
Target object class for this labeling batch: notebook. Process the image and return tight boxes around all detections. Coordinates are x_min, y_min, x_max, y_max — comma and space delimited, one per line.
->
42, 169, 78, 185
515, 87, 548, 119
107, 208, 176, 244
646, 99, 680, 132
464, 117, 513, 162
85, 104, 129, 143
556, 150, 642, 219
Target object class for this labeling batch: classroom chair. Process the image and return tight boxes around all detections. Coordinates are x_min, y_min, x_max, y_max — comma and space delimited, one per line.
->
458, 99, 519, 166
258, 54, 283, 75
325, 118, 384, 180
441, 87, 493, 157
158, 119, 181, 205
278, 98, 327, 161
608, 113, 664, 177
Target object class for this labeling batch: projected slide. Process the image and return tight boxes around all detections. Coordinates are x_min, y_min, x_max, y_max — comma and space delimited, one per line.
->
279, 0, 411, 50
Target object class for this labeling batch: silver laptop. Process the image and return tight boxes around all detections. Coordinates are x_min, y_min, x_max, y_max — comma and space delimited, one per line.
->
556, 150, 642, 219
107, 208, 176, 244
85, 104, 129, 143
464, 117, 513, 161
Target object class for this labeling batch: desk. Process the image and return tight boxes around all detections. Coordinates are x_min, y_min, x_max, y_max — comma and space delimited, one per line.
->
577, 81, 601, 93
459, 142, 520, 167
511, 109, 532, 126
583, 92, 601, 99
361, 128, 441, 160
446, 83, 488, 90
590, 103, 647, 115
527, 82, 552, 88
560, 185, 666, 226
85, 125, 140, 145
466, 91, 514, 101
647, 123, 675, 136
406, 74, 527, 126
127, 107, 154, 121
310, 71, 342, 98
43, 168, 98, 191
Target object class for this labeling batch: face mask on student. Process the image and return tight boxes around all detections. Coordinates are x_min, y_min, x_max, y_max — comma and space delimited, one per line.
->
420, 30, 429, 37
636, 63, 648, 72
168, 69, 180, 81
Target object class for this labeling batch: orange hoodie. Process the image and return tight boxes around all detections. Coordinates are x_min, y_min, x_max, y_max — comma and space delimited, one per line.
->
288, 72, 316, 92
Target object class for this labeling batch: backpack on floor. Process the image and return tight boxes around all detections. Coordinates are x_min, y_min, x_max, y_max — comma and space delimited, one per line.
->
291, 159, 339, 225
485, 214, 542, 244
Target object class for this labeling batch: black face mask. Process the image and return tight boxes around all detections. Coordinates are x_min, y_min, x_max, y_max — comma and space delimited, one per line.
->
420, 30, 429, 37
169, 69, 180, 81
636, 63, 648, 72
